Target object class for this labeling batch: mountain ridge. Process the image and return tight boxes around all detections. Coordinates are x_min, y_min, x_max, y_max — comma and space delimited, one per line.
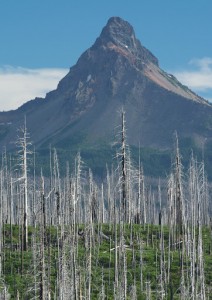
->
0, 16, 211, 175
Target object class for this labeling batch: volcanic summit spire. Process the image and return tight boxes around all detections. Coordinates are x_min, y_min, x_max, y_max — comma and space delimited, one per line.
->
93, 16, 159, 66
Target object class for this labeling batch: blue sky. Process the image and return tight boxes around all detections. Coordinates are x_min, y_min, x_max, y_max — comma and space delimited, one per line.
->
0, 0, 212, 110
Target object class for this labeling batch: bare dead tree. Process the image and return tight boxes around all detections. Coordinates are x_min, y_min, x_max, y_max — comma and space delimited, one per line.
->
174, 133, 184, 239
16, 118, 32, 251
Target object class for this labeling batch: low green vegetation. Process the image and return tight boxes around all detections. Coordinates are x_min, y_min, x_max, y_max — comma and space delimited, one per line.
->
0, 112, 211, 299
1, 224, 212, 299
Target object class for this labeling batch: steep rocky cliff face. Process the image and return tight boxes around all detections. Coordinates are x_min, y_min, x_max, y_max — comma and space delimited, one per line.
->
0, 17, 211, 157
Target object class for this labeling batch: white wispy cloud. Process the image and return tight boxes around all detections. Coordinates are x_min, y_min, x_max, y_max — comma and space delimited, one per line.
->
1, 59, 212, 111
0, 66, 69, 111
172, 57, 212, 99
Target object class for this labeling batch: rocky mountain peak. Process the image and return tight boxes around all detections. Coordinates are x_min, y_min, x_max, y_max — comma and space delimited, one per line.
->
93, 16, 159, 66
100, 16, 135, 47
0, 16, 211, 160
